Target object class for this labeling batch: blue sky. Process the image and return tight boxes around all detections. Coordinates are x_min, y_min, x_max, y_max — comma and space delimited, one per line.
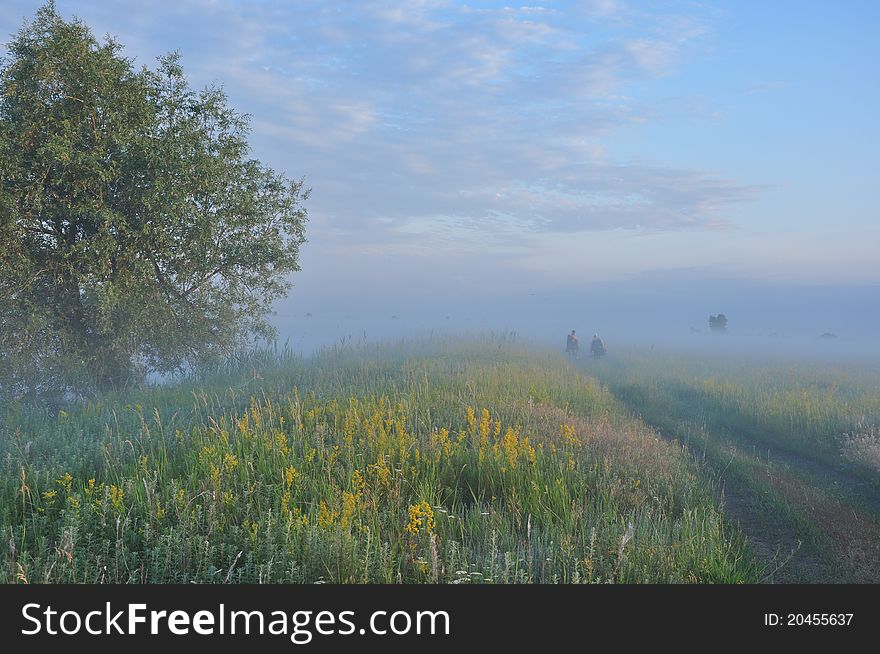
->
2, 1, 878, 346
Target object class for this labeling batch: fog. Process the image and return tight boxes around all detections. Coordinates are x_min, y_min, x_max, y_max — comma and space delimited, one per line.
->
3, 1, 877, 375
273, 273, 880, 365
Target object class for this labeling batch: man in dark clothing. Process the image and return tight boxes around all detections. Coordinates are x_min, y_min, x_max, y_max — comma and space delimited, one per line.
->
590, 334, 606, 359
566, 330, 579, 358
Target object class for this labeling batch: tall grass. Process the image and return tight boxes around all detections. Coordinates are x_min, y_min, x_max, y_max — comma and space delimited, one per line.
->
1, 337, 757, 583
588, 348, 880, 475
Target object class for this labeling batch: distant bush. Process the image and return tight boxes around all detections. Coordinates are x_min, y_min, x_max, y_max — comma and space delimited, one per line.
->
709, 314, 728, 333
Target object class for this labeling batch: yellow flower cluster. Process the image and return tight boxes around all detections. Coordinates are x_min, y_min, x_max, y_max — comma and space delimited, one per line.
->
109, 484, 124, 514
317, 500, 339, 528
404, 501, 435, 535
274, 431, 289, 456
431, 427, 454, 458
56, 473, 73, 493
284, 464, 301, 488
560, 424, 581, 447
351, 470, 366, 495
494, 425, 536, 470
340, 491, 359, 528
368, 453, 391, 490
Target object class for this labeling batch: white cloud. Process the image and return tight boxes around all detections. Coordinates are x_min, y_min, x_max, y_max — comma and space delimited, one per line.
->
2, 0, 757, 283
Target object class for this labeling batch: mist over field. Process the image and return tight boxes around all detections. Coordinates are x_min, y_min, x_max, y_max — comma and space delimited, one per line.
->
2, 1, 879, 597
3, 0, 877, 366
275, 274, 880, 362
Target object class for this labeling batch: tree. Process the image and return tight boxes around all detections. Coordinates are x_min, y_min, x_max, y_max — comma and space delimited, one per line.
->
0, 3, 308, 399
708, 313, 728, 333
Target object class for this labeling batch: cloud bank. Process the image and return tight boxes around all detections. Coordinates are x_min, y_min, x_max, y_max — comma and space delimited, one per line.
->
2, 0, 759, 259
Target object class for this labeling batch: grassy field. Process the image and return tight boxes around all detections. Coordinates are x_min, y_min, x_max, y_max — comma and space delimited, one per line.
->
1, 337, 757, 584
583, 348, 880, 582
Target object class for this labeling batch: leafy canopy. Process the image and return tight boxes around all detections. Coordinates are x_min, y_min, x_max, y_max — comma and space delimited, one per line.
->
0, 3, 308, 398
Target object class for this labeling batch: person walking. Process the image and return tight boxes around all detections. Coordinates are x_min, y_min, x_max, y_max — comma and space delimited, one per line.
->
565, 330, 579, 358
590, 333, 606, 359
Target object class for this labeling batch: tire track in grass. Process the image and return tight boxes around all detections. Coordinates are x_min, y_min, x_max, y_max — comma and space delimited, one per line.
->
713, 465, 833, 583
679, 422, 880, 582
616, 400, 880, 582
584, 357, 880, 582
707, 420, 880, 517
657, 425, 838, 583
764, 467, 880, 582
595, 381, 833, 581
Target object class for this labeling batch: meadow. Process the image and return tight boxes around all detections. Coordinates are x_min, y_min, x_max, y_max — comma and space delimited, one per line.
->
584, 348, 880, 582
1, 337, 757, 584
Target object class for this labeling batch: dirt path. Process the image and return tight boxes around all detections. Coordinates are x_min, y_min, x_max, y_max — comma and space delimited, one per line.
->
714, 473, 837, 583
653, 422, 880, 583
648, 424, 838, 582
716, 422, 880, 516
699, 421, 880, 582
759, 464, 880, 582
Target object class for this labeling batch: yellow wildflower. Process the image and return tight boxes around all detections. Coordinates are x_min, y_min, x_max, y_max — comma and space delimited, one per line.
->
284, 465, 301, 488
404, 501, 435, 535
340, 491, 360, 527
109, 485, 124, 514
318, 501, 338, 528
479, 409, 491, 440
55, 473, 73, 493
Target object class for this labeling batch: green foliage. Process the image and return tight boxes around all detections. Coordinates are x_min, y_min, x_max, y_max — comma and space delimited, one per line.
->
709, 314, 728, 333
0, 3, 308, 399
587, 348, 880, 581
590, 349, 880, 470
0, 337, 758, 583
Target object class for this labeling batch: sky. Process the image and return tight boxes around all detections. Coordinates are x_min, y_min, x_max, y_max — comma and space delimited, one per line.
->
2, 1, 878, 353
